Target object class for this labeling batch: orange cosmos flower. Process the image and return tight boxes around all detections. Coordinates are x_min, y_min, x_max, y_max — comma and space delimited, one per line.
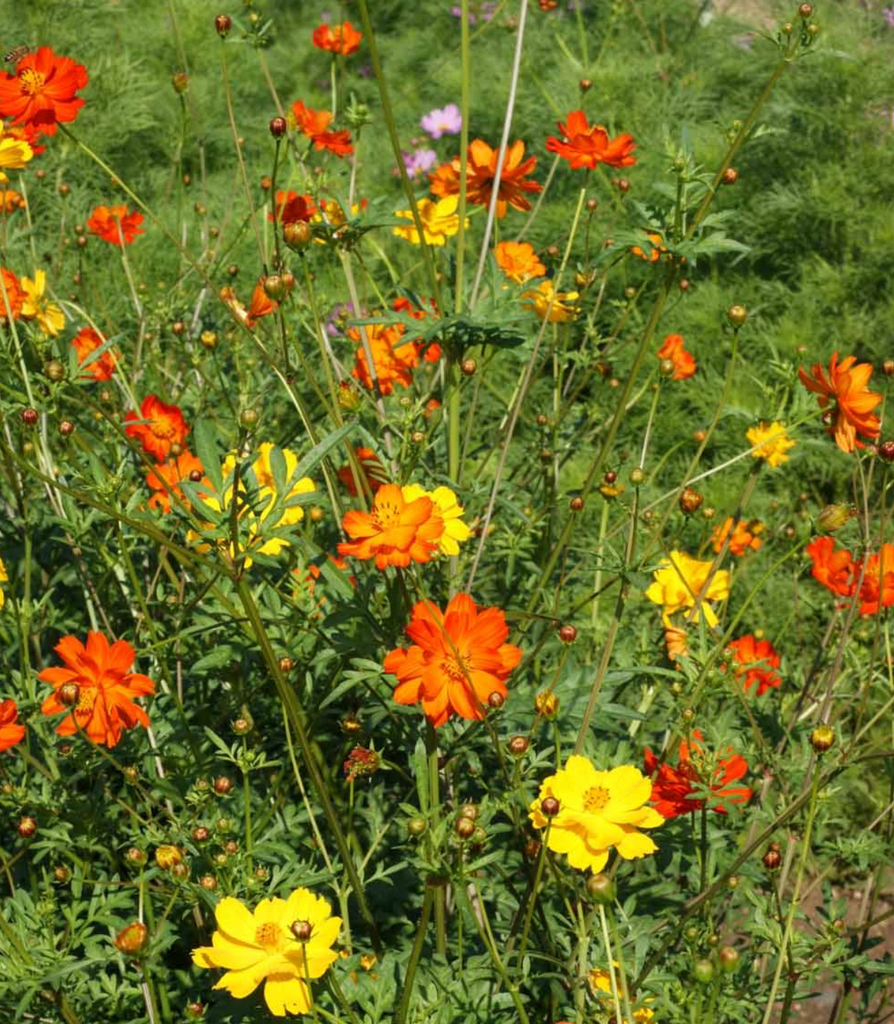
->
383, 593, 522, 727
269, 190, 316, 224
39, 632, 154, 748
664, 625, 689, 661
220, 281, 277, 329
798, 351, 882, 453
644, 731, 751, 819
545, 110, 636, 170
657, 333, 696, 381
145, 450, 211, 513
430, 139, 542, 218
631, 232, 666, 262
349, 321, 421, 395
853, 545, 894, 616
0, 188, 25, 213
0, 47, 88, 136
290, 100, 353, 158
3, 120, 46, 155
337, 483, 444, 570
71, 326, 119, 381
711, 517, 763, 558
806, 536, 855, 597
0, 699, 25, 753
0, 266, 24, 323
125, 394, 189, 463
87, 205, 145, 246
726, 635, 781, 696
337, 446, 388, 496
312, 21, 362, 55
495, 240, 546, 284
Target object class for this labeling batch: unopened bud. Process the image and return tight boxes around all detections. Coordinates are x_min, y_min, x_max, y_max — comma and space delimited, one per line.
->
283, 221, 312, 250
114, 922, 148, 955
586, 873, 616, 904
540, 796, 560, 817
455, 816, 475, 839
215, 14, 232, 36
269, 117, 287, 138
17, 816, 37, 838
171, 72, 189, 94
679, 486, 703, 514
721, 167, 738, 185
727, 304, 748, 327
579, 78, 592, 92
817, 504, 856, 533
810, 724, 834, 752
291, 920, 313, 941
534, 691, 559, 719
213, 776, 233, 795
155, 845, 183, 870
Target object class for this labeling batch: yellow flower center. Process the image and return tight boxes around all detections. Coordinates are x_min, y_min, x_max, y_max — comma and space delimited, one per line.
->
19, 69, 45, 96
152, 416, 177, 440
442, 653, 470, 685
583, 786, 611, 813
75, 688, 97, 720
374, 497, 401, 528
255, 922, 284, 948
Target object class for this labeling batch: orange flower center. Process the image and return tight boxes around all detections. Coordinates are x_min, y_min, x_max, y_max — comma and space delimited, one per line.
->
19, 69, 46, 96
373, 496, 402, 528
151, 415, 178, 440
255, 922, 284, 948
583, 786, 610, 812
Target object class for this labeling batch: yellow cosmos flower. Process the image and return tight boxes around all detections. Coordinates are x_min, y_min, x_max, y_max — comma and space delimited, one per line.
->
192, 890, 341, 1017
589, 967, 657, 1022
0, 124, 33, 184
645, 550, 731, 628
522, 280, 580, 323
393, 195, 467, 246
400, 483, 471, 556
746, 420, 795, 468
20, 270, 65, 337
192, 443, 315, 565
529, 756, 664, 873
0, 555, 7, 611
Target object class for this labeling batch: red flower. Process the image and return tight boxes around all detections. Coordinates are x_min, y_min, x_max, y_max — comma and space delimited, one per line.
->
39, 632, 154, 748
3, 119, 46, 155
71, 326, 119, 381
87, 205, 144, 246
269, 190, 316, 224
312, 22, 362, 55
657, 333, 696, 381
798, 351, 882, 453
806, 536, 854, 597
125, 395, 189, 462
546, 110, 636, 170
0, 699, 25, 753
726, 635, 782, 696
384, 593, 522, 727
0, 47, 88, 136
644, 731, 751, 819
853, 544, 894, 616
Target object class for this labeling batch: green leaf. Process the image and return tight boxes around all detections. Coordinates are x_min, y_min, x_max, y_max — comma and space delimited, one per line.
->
194, 419, 223, 493
292, 421, 355, 480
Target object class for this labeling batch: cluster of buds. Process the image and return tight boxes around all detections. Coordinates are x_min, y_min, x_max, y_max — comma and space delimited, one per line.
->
343, 745, 381, 782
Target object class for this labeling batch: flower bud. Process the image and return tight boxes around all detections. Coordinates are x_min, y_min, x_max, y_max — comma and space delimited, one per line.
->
630, 467, 645, 485
679, 487, 703, 514
123, 766, 139, 784
341, 712, 362, 735
487, 690, 504, 709
586, 873, 616, 904
115, 922, 148, 955
679, 279, 690, 292
155, 845, 183, 870
579, 78, 592, 92
407, 817, 427, 837
215, 14, 232, 36
659, 357, 676, 378
763, 846, 781, 870
186, 1002, 205, 1020
192, 826, 210, 843
171, 72, 189, 94
508, 735, 529, 756
213, 776, 233, 795
817, 504, 856, 533
291, 920, 313, 941
722, 167, 738, 185
283, 221, 312, 250
17, 815, 37, 838
727, 304, 748, 327
810, 724, 834, 752
239, 409, 259, 429
798, 2, 812, 16
126, 846, 146, 865
200, 874, 218, 891
200, 330, 218, 350
455, 816, 475, 839
45, 359, 65, 381
461, 358, 477, 377
569, 496, 584, 512
558, 624, 577, 643
718, 946, 740, 972
269, 117, 287, 138
59, 682, 80, 707
21, 408, 38, 426
172, 862, 189, 880
535, 691, 559, 719
879, 441, 894, 463
540, 796, 560, 817
693, 959, 714, 984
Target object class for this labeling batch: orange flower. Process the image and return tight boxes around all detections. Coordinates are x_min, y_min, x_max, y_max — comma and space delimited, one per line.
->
726, 635, 781, 696
349, 323, 420, 395
87, 205, 144, 246
430, 139, 542, 218
312, 21, 362, 55
631, 232, 666, 262
337, 483, 445, 570
383, 593, 522, 727
545, 110, 636, 171
39, 632, 154, 748
0, 266, 23, 323
657, 333, 696, 381
337, 446, 388, 496
290, 100, 353, 158
798, 351, 882, 453
495, 241, 546, 284
392, 295, 441, 362
220, 281, 277, 329
269, 190, 316, 224
854, 545, 894, 616
0, 47, 88, 136
0, 188, 25, 212
125, 395, 189, 463
71, 326, 119, 381
806, 536, 854, 597
664, 625, 688, 661
711, 517, 763, 558
145, 450, 210, 513
0, 699, 25, 753
4, 120, 46, 155
644, 731, 751, 819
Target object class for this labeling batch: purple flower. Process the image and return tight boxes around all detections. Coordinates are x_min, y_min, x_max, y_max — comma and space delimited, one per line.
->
401, 148, 438, 178
450, 2, 497, 24
421, 103, 462, 140
326, 302, 361, 338
884, 6, 894, 26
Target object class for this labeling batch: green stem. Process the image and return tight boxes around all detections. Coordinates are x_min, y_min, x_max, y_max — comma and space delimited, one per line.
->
425, 719, 447, 957
598, 905, 625, 1024
393, 887, 434, 1024
514, 823, 550, 975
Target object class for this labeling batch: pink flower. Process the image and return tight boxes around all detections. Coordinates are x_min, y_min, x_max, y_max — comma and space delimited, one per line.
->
402, 147, 438, 178
421, 103, 462, 139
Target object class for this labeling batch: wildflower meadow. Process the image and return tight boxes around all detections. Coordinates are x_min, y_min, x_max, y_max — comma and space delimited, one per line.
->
2, 0, 894, 1021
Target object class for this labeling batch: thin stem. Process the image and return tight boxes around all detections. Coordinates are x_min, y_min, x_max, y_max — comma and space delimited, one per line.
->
393, 887, 434, 1024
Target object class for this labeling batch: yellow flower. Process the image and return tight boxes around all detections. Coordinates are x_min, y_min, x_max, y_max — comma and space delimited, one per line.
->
400, 484, 471, 556
528, 756, 664, 873
192, 890, 341, 1017
193, 443, 315, 565
645, 550, 731, 628
746, 420, 795, 468
393, 195, 467, 246
20, 270, 65, 337
0, 124, 32, 184
0, 555, 7, 611
589, 967, 657, 1022
522, 280, 580, 323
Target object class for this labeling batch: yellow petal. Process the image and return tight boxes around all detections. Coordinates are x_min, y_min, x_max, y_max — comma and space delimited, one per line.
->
615, 829, 658, 860
215, 896, 257, 942
264, 973, 311, 1017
